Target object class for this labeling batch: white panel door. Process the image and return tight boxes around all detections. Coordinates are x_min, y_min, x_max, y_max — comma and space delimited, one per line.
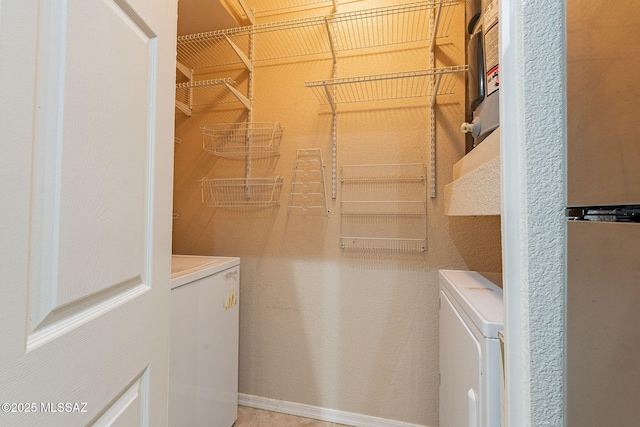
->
0, 0, 176, 425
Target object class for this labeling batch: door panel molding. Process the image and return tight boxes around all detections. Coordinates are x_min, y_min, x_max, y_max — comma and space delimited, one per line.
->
28, 0, 160, 343
27, 278, 148, 352
90, 366, 150, 426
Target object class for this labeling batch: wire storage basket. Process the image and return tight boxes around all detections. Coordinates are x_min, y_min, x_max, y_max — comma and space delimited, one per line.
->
200, 176, 283, 208
201, 122, 283, 158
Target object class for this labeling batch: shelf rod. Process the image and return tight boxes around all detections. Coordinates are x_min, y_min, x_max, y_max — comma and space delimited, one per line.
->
224, 34, 254, 72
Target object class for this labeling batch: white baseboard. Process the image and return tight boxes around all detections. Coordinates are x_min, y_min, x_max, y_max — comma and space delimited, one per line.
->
238, 393, 431, 427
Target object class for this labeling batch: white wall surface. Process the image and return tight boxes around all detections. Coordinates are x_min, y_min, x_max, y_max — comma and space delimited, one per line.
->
173, 1, 502, 424
501, 0, 565, 425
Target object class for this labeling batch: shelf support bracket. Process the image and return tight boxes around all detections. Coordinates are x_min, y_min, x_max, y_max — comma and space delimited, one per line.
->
224, 34, 254, 72
322, 84, 336, 115
431, 73, 443, 108
175, 60, 192, 81
223, 81, 252, 111
175, 100, 192, 117
175, 61, 193, 117
429, 2, 443, 54
237, 0, 255, 25
324, 17, 337, 65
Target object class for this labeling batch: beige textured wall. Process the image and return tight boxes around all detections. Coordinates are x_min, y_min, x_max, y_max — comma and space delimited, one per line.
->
172, 1, 501, 424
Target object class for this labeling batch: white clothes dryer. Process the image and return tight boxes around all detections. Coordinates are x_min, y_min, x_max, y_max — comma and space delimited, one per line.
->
439, 270, 503, 427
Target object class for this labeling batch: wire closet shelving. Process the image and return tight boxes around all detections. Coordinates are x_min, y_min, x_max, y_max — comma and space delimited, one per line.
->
340, 162, 427, 182
239, 0, 343, 16
340, 164, 427, 252
177, 0, 464, 209
305, 65, 467, 112
175, 78, 251, 116
176, 0, 457, 71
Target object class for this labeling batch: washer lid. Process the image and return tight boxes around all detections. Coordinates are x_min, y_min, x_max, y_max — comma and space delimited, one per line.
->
439, 269, 504, 338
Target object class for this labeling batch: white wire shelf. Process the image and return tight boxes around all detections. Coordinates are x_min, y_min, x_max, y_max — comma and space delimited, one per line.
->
200, 176, 283, 207
201, 122, 282, 158
340, 237, 427, 252
340, 163, 427, 252
175, 78, 252, 115
241, 0, 338, 15
340, 201, 426, 216
340, 163, 426, 182
177, 28, 252, 70
176, 1, 457, 69
329, 0, 455, 50
306, 66, 467, 110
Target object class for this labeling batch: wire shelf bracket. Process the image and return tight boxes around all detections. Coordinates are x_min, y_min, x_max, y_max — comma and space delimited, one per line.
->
224, 34, 254, 72
175, 78, 252, 116
238, 0, 255, 25
176, 61, 192, 80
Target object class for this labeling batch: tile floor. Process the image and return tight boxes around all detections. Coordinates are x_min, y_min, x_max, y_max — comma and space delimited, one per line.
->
235, 406, 354, 427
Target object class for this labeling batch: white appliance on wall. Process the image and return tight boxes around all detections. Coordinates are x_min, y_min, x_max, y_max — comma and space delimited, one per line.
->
439, 270, 503, 427
565, 1, 640, 425
169, 255, 241, 427
461, 0, 499, 144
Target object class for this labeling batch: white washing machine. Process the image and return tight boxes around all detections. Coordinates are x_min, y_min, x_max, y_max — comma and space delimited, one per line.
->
439, 270, 503, 427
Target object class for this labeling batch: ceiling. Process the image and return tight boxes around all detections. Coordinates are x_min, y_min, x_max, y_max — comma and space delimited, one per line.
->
177, 0, 242, 35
